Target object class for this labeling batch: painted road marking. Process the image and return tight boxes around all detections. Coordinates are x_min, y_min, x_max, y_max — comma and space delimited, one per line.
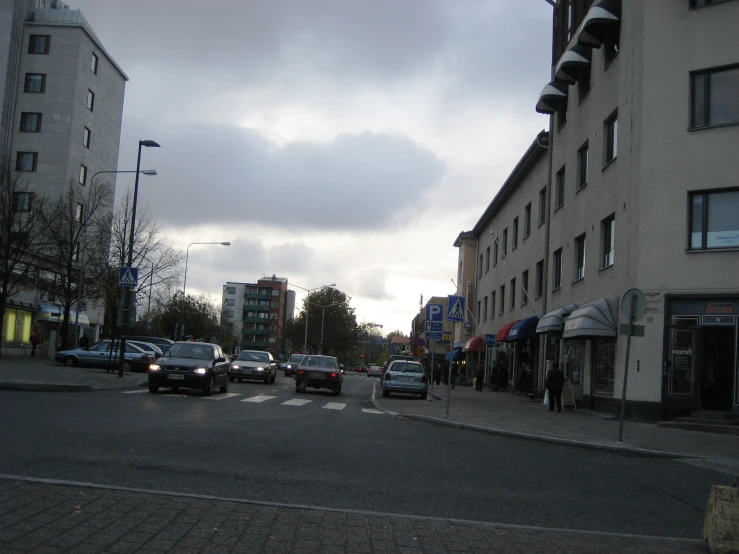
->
242, 395, 277, 403
362, 408, 383, 414
322, 402, 346, 411
203, 393, 242, 401
121, 389, 149, 394
282, 399, 312, 407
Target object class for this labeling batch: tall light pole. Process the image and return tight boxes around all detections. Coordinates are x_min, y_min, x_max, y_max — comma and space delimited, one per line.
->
73, 169, 156, 348
291, 282, 336, 353
178, 241, 231, 341
119, 140, 160, 377
310, 301, 344, 354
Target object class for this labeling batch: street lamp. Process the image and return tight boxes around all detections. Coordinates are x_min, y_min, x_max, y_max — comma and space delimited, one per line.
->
177, 241, 231, 341
291, 282, 336, 353
309, 301, 346, 354
73, 169, 156, 349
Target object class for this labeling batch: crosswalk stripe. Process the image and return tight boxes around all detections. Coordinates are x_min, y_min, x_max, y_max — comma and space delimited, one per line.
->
322, 402, 346, 411
242, 395, 277, 403
122, 389, 149, 394
282, 399, 312, 407
203, 393, 242, 401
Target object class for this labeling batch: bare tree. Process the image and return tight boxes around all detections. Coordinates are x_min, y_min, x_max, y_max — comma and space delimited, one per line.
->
39, 179, 113, 350
0, 159, 47, 357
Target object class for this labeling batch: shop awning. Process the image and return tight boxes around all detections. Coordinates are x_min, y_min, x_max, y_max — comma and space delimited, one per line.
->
535, 80, 568, 115
562, 297, 618, 339
577, 0, 621, 49
536, 303, 579, 334
554, 44, 591, 84
446, 347, 465, 361
36, 303, 90, 327
463, 335, 486, 352
507, 316, 540, 342
496, 320, 521, 343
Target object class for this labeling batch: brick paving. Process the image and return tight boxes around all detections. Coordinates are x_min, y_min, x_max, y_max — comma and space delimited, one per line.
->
0, 478, 708, 553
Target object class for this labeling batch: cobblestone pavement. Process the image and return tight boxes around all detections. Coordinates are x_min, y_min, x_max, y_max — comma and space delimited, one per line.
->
0, 478, 708, 553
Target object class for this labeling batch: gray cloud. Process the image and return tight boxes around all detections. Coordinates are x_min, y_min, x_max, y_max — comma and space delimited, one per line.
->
130, 124, 445, 231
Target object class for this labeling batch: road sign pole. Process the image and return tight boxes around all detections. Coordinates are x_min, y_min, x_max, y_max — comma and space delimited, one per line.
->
445, 322, 455, 416
618, 294, 637, 443
429, 340, 435, 401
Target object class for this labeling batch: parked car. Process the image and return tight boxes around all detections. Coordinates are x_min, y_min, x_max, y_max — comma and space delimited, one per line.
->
284, 353, 306, 377
339, 363, 346, 375
125, 336, 174, 354
382, 360, 428, 399
295, 355, 342, 395
367, 365, 383, 378
55, 340, 154, 372
127, 340, 164, 360
383, 354, 414, 370
229, 350, 277, 383
148, 342, 230, 395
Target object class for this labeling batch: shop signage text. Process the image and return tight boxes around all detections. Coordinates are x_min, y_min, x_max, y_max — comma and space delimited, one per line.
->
706, 302, 733, 315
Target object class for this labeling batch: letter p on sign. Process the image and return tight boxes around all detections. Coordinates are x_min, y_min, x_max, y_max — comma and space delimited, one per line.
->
426, 303, 443, 322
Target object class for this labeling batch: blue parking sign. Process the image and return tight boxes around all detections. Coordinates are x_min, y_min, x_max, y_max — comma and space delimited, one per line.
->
426, 303, 443, 322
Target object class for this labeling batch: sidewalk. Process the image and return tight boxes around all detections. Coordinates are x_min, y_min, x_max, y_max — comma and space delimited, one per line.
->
372, 383, 739, 468
0, 355, 146, 391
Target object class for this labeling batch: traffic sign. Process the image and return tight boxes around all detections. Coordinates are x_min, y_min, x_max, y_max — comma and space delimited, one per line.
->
619, 324, 645, 337
426, 303, 443, 322
447, 295, 465, 322
484, 334, 497, 345
416, 338, 426, 347
425, 321, 443, 333
425, 331, 442, 340
621, 288, 646, 321
416, 347, 425, 356
119, 267, 138, 288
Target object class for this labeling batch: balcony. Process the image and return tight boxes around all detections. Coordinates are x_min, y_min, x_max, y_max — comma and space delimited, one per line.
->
244, 292, 270, 300
242, 340, 267, 348
242, 316, 268, 324
242, 328, 268, 336
243, 304, 270, 312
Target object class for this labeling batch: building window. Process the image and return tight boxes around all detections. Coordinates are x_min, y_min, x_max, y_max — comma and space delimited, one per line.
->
691, 0, 733, 6
592, 340, 615, 396
577, 142, 588, 190
268, 337, 277, 344
510, 278, 516, 310
557, 101, 567, 129
73, 242, 80, 262
76, 202, 84, 223
578, 55, 592, 100
499, 285, 505, 315
524, 203, 531, 238
14, 192, 33, 213
477, 300, 481, 322
225, 310, 234, 318
87, 90, 95, 111
502, 228, 508, 257
604, 111, 618, 164
512, 217, 519, 250
555, 166, 565, 209
478, 254, 483, 278
601, 215, 615, 267
521, 270, 529, 305
91, 52, 99, 74
689, 189, 739, 249
491, 291, 496, 319
691, 65, 739, 128
553, 248, 563, 290
24, 74, 45, 93
79, 165, 87, 186
485, 246, 490, 273
20, 112, 41, 132
226, 286, 236, 294
83, 127, 91, 148
226, 299, 235, 307
271, 301, 279, 308
483, 296, 488, 322
574, 234, 586, 281
539, 187, 547, 225
16, 152, 37, 172
269, 313, 278, 320
28, 35, 50, 54
271, 289, 280, 296
493, 241, 498, 267
535, 260, 544, 298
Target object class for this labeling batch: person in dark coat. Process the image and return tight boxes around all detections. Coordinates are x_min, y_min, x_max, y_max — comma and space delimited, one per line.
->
451, 362, 459, 389
475, 360, 484, 391
546, 362, 565, 412
30, 328, 40, 357
79, 334, 89, 348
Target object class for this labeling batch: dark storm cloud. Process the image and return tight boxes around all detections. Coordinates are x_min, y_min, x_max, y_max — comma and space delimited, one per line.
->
136, 124, 445, 230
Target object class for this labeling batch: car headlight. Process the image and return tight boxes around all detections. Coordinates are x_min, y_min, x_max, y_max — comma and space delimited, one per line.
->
256, 367, 264, 371
149, 364, 161, 371
194, 368, 207, 375
286, 364, 292, 369
231, 364, 240, 369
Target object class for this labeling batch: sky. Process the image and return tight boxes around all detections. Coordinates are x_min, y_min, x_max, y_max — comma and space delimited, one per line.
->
73, 0, 553, 335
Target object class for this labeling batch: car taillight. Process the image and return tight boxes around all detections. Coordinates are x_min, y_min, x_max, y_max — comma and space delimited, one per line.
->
297, 370, 304, 376
384, 373, 391, 381
331, 372, 337, 378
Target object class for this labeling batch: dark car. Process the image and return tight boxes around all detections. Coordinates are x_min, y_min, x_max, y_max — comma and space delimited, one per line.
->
229, 350, 277, 383
126, 336, 174, 354
284, 353, 306, 377
148, 342, 230, 395
295, 355, 342, 395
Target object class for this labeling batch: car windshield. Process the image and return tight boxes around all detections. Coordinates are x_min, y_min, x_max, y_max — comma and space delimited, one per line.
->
304, 357, 337, 368
164, 344, 212, 360
237, 351, 270, 362
391, 363, 423, 373
288, 355, 305, 363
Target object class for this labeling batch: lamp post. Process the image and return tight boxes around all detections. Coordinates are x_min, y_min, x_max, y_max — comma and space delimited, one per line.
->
178, 241, 231, 341
309, 301, 345, 354
291, 282, 336, 353
119, 140, 160, 377
73, 169, 156, 349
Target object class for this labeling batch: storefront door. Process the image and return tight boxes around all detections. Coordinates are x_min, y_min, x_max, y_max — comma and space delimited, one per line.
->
663, 325, 702, 412
702, 325, 735, 411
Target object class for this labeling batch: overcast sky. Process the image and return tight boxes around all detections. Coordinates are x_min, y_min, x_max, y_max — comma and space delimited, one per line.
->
73, 0, 552, 334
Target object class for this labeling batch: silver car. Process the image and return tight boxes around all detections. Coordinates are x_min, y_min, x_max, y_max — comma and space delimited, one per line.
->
381, 360, 428, 399
367, 365, 383, 378
55, 340, 154, 372
229, 350, 277, 383
128, 341, 164, 360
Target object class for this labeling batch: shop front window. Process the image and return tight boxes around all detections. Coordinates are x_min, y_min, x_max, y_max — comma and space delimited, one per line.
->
592, 340, 615, 396
563, 340, 585, 386
668, 328, 695, 396
2, 309, 32, 344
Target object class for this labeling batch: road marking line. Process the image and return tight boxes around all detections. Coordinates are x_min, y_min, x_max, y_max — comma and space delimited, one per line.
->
203, 393, 242, 401
282, 399, 312, 407
121, 389, 149, 394
241, 395, 276, 403
322, 402, 346, 411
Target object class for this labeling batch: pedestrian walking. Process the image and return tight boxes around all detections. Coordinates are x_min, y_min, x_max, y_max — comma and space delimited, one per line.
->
546, 362, 565, 412
30, 328, 40, 357
451, 362, 459, 389
475, 360, 484, 391
434, 361, 441, 386
79, 334, 89, 349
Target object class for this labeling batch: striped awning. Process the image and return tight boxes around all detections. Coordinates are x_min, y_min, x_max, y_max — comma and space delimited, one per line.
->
36, 303, 90, 327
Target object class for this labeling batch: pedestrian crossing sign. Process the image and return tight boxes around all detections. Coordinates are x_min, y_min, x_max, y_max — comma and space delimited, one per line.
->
447, 295, 465, 322
119, 267, 138, 288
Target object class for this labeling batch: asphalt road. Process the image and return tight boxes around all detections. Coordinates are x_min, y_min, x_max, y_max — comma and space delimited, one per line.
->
0, 373, 726, 539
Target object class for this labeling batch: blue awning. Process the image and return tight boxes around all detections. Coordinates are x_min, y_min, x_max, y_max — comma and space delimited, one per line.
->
507, 316, 540, 342
445, 347, 464, 361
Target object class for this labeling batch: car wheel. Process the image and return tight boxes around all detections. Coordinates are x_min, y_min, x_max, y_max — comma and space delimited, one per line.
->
148, 385, 159, 393
171, 386, 179, 392
296, 380, 306, 393
238, 378, 243, 383
420, 393, 428, 400
334, 385, 341, 396
122, 361, 132, 372
219, 376, 229, 394
64, 356, 77, 367
203, 374, 214, 396
229, 376, 234, 382
382, 389, 390, 398
270, 373, 276, 384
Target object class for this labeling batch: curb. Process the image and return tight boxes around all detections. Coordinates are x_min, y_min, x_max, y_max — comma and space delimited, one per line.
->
0, 382, 94, 392
370, 397, 684, 459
